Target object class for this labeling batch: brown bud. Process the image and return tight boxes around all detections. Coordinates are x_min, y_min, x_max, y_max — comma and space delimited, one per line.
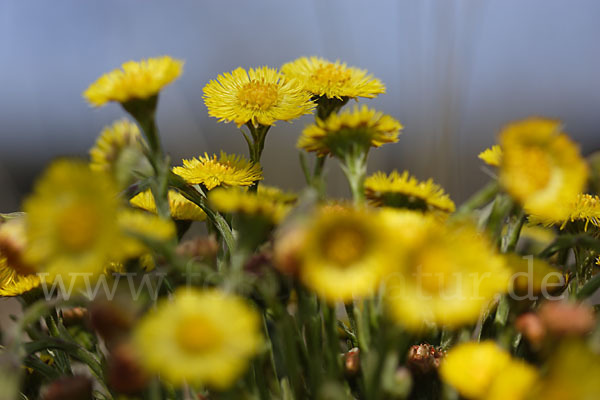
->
273, 225, 306, 276
107, 343, 149, 394
62, 307, 89, 327
515, 312, 546, 347
89, 300, 134, 345
344, 347, 360, 375
244, 251, 273, 275
0, 217, 35, 275
176, 235, 219, 262
406, 344, 445, 375
43, 376, 92, 400
538, 301, 596, 336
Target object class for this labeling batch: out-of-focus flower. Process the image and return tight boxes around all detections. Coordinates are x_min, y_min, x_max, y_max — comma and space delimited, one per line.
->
383, 211, 509, 330
0, 216, 34, 276
504, 254, 564, 296
107, 343, 149, 394
406, 344, 445, 375
538, 301, 596, 336
0, 254, 40, 297
173, 152, 262, 190
344, 348, 360, 376
175, 235, 219, 262
83, 56, 183, 106
24, 160, 123, 280
529, 341, 600, 400
529, 193, 600, 232
130, 189, 206, 221
133, 288, 261, 388
257, 185, 298, 204
203, 66, 314, 127
499, 117, 587, 220
515, 313, 546, 348
478, 145, 502, 167
364, 170, 455, 213
295, 206, 395, 303
440, 341, 537, 400
298, 105, 402, 158
281, 56, 385, 100
208, 187, 291, 225
117, 210, 175, 258
89, 119, 150, 187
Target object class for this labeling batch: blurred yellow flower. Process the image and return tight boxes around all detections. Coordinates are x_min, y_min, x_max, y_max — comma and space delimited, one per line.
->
84, 56, 183, 106
529, 340, 600, 400
383, 211, 509, 329
478, 145, 502, 167
208, 187, 291, 224
0, 218, 40, 297
24, 160, 123, 280
529, 193, 600, 232
173, 152, 262, 190
365, 170, 455, 213
89, 119, 142, 171
257, 185, 298, 204
203, 66, 314, 127
281, 56, 385, 100
499, 118, 587, 220
133, 288, 261, 388
440, 341, 537, 400
130, 189, 206, 221
298, 105, 402, 157
117, 209, 176, 258
504, 254, 564, 296
297, 206, 394, 303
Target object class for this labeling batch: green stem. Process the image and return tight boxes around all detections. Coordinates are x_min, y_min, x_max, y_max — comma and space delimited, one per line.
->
456, 181, 500, 216
341, 151, 367, 206
501, 209, 526, 253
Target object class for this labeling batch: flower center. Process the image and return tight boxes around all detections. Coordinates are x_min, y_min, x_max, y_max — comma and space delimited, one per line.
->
312, 64, 352, 87
175, 314, 221, 353
416, 248, 453, 294
238, 81, 279, 110
57, 203, 100, 251
322, 226, 367, 267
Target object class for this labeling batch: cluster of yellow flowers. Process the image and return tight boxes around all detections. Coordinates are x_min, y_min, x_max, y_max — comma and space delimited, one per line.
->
2, 54, 600, 400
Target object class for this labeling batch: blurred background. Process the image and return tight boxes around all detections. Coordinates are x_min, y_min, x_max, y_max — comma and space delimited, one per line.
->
1, 0, 600, 211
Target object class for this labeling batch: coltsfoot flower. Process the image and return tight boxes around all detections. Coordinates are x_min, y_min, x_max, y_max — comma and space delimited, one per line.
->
203, 66, 314, 127
24, 160, 123, 279
529, 193, 600, 232
478, 145, 502, 167
130, 189, 206, 221
298, 105, 402, 157
133, 288, 261, 388
293, 206, 395, 303
499, 117, 588, 220
83, 56, 183, 106
365, 170, 455, 213
173, 152, 263, 190
117, 209, 176, 258
281, 56, 385, 100
208, 187, 291, 225
440, 341, 538, 400
383, 210, 509, 329
0, 218, 40, 297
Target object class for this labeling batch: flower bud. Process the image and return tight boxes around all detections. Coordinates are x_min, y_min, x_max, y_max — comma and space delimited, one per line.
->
344, 347, 360, 376
515, 312, 546, 347
175, 235, 219, 263
406, 344, 444, 375
62, 307, 89, 327
107, 343, 149, 394
538, 301, 596, 336
43, 376, 92, 400
273, 225, 306, 276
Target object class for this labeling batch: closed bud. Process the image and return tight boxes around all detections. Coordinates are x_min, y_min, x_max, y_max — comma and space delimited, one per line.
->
344, 347, 360, 375
538, 301, 596, 336
107, 343, 149, 394
406, 344, 444, 375
176, 235, 219, 263
516, 312, 546, 347
43, 376, 92, 400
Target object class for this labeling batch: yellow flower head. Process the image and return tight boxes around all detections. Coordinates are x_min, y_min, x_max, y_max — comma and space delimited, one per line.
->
173, 152, 263, 190
281, 56, 385, 100
208, 187, 291, 224
297, 206, 395, 303
499, 117, 588, 220
203, 66, 315, 127
530, 341, 600, 400
133, 288, 261, 388
529, 193, 600, 232
0, 218, 40, 297
84, 56, 183, 106
298, 105, 402, 157
257, 185, 298, 204
440, 341, 537, 400
365, 170, 455, 213
130, 189, 206, 221
383, 211, 509, 330
24, 160, 123, 279
505, 254, 564, 296
478, 145, 502, 167
117, 209, 176, 258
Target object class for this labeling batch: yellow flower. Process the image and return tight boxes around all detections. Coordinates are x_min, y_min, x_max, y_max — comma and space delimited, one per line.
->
0, 218, 40, 297
173, 152, 263, 190
478, 145, 502, 167
440, 341, 537, 400
297, 206, 395, 303
365, 170, 455, 213
117, 210, 176, 258
130, 189, 206, 221
83, 56, 183, 106
203, 66, 314, 127
383, 211, 509, 330
529, 340, 600, 400
133, 288, 261, 388
529, 193, 600, 232
208, 187, 291, 224
257, 185, 298, 204
281, 56, 385, 100
298, 105, 402, 157
24, 160, 123, 280
499, 117, 588, 220
505, 254, 564, 295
